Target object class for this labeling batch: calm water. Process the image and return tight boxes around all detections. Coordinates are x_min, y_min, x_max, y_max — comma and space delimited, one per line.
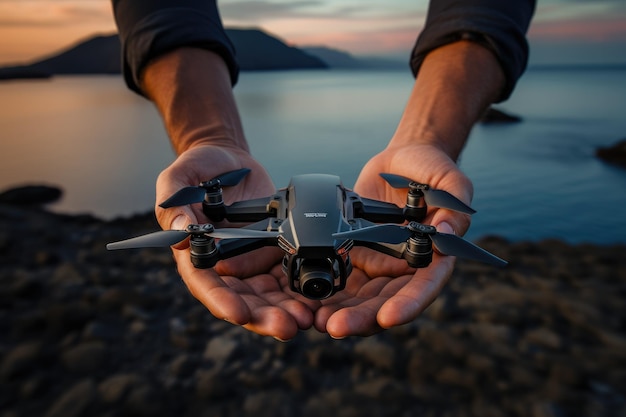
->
1, 68, 625, 244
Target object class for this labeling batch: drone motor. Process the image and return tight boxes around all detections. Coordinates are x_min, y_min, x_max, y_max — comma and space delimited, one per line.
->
200, 179, 227, 222
403, 184, 428, 221
188, 226, 220, 269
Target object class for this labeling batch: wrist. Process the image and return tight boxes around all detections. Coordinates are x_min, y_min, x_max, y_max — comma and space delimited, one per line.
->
142, 48, 249, 155
390, 40, 505, 162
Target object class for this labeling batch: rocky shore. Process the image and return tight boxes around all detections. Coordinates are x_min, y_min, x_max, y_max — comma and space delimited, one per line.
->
1, 203, 625, 417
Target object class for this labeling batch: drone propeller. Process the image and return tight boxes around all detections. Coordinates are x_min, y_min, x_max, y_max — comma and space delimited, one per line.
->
160, 168, 251, 208
106, 223, 278, 250
333, 222, 506, 267
379, 173, 475, 215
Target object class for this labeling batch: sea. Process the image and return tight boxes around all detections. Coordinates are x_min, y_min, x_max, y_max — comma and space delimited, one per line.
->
1, 67, 625, 244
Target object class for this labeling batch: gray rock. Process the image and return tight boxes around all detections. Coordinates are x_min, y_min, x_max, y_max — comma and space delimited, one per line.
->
203, 335, 239, 364
61, 341, 107, 373
0, 342, 43, 380
596, 138, 626, 167
0, 185, 62, 206
98, 373, 142, 404
44, 378, 96, 417
353, 337, 396, 371
123, 381, 163, 416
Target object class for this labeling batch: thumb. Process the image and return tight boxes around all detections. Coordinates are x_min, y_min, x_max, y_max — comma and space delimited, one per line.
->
155, 164, 200, 232
432, 210, 471, 238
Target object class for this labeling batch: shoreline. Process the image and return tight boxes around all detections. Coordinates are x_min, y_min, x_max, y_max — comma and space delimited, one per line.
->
1, 205, 625, 416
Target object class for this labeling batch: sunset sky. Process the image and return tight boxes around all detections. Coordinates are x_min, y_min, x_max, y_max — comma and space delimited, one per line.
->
0, 0, 625, 66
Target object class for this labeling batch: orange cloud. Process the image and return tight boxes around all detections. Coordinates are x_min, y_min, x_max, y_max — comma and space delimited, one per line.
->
0, 2, 115, 64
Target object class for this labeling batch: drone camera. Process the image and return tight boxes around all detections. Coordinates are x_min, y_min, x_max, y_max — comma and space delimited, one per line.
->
285, 255, 350, 300
299, 259, 336, 299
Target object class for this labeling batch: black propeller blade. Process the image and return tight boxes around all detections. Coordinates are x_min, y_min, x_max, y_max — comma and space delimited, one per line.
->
430, 233, 507, 267
379, 173, 475, 215
160, 168, 251, 208
333, 223, 506, 267
159, 187, 206, 208
216, 168, 252, 187
107, 223, 278, 250
107, 230, 191, 250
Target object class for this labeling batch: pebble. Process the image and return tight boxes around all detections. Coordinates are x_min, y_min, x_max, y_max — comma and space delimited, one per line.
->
61, 341, 108, 373
44, 378, 96, 417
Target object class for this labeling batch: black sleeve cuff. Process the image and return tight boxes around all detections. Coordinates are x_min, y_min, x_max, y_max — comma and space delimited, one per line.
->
410, 1, 535, 102
113, 1, 238, 96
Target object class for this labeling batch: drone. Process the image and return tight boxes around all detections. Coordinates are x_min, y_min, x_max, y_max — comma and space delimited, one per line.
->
107, 168, 505, 300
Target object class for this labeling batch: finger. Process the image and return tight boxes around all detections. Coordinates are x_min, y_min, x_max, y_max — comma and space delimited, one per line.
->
324, 296, 388, 338
223, 272, 317, 331
220, 275, 311, 339
173, 249, 252, 325
377, 254, 455, 328
431, 210, 471, 239
214, 247, 284, 279
155, 164, 200, 238
312, 270, 387, 336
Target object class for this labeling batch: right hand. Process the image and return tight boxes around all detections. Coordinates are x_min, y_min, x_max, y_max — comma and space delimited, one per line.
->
155, 144, 318, 340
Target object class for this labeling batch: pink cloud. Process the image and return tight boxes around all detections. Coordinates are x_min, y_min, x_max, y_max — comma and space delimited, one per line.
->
287, 26, 419, 55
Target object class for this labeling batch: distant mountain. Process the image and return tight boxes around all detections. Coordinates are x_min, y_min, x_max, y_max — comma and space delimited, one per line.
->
225, 29, 325, 71
302, 46, 406, 70
0, 28, 327, 80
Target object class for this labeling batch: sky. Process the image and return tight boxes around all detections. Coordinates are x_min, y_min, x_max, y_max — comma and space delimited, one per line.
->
0, 0, 625, 66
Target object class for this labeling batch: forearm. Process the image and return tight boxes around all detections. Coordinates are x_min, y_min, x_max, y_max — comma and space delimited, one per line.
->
142, 48, 249, 155
390, 40, 504, 161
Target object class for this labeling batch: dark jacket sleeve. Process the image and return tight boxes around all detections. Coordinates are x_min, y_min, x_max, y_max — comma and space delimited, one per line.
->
112, 0, 238, 95
411, 0, 536, 101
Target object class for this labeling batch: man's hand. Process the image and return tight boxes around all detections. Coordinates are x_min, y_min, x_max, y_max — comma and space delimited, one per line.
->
313, 143, 474, 338
155, 144, 318, 341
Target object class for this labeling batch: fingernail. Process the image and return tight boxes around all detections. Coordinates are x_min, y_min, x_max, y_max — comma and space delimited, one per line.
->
273, 337, 289, 343
436, 221, 455, 235
171, 215, 188, 231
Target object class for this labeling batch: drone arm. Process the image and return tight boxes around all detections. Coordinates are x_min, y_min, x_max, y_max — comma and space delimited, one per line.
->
216, 237, 280, 261
219, 196, 276, 223
356, 197, 406, 223
349, 240, 406, 260
189, 236, 279, 269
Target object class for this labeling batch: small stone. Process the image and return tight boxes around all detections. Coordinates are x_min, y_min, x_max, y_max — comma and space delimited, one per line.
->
98, 373, 142, 404
195, 368, 233, 399
353, 376, 404, 400
124, 382, 163, 416
61, 341, 107, 373
44, 378, 96, 417
168, 354, 195, 378
0, 342, 42, 380
203, 335, 238, 364
435, 366, 477, 389
82, 320, 124, 342
524, 327, 562, 350
281, 367, 304, 392
354, 337, 396, 371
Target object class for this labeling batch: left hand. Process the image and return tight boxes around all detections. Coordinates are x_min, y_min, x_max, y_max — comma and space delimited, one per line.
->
313, 143, 474, 338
